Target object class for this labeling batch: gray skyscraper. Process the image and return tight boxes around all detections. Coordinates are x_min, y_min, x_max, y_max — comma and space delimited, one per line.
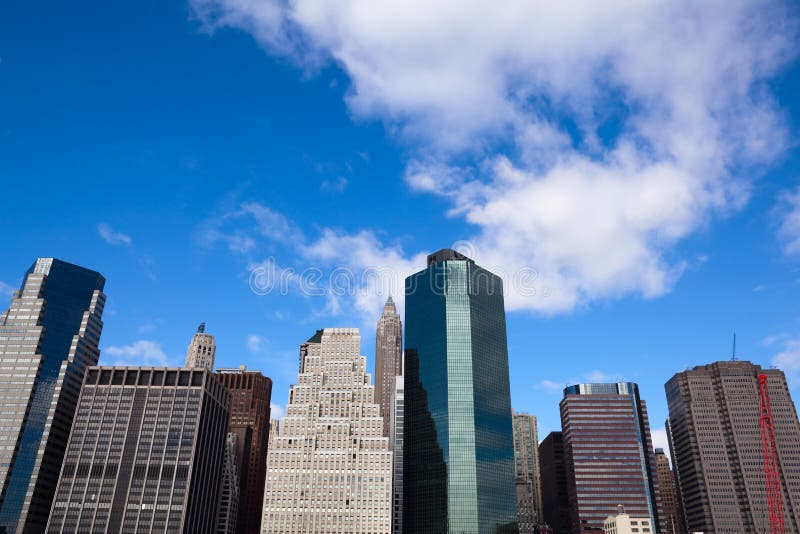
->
560, 383, 663, 533
390, 375, 404, 534
46, 366, 230, 533
0, 258, 106, 533
185, 323, 216, 370
375, 296, 402, 437
216, 432, 242, 534
512, 412, 543, 532
404, 248, 517, 533
666, 361, 800, 533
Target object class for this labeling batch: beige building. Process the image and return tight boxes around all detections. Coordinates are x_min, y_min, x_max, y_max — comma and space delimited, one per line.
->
374, 296, 402, 437
604, 512, 654, 534
261, 328, 392, 533
512, 412, 543, 530
185, 322, 216, 370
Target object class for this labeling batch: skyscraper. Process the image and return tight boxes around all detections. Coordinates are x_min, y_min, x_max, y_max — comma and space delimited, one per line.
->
512, 412, 543, 531
654, 449, 680, 534
46, 366, 230, 533
0, 258, 106, 533
375, 296, 402, 437
404, 248, 517, 533
215, 366, 272, 534
185, 323, 216, 370
390, 375, 404, 534
261, 328, 392, 533
560, 383, 663, 533
538, 432, 570, 534
217, 432, 242, 534
666, 361, 800, 533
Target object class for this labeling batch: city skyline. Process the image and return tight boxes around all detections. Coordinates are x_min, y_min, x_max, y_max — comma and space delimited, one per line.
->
2, 0, 800, 470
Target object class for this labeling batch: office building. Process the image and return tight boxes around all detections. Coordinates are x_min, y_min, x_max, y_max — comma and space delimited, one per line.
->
0, 258, 106, 533
603, 511, 654, 534
561, 383, 663, 533
216, 366, 272, 534
539, 432, 570, 534
375, 296, 402, 437
261, 328, 392, 533
216, 432, 241, 534
46, 367, 230, 533
390, 375, 404, 534
185, 323, 216, 370
404, 248, 517, 533
666, 361, 800, 533
513, 412, 543, 530
654, 449, 680, 534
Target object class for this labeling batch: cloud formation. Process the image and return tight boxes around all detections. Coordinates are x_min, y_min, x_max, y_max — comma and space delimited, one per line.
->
777, 186, 800, 256
103, 340, 176, 366
98, 223, 133, 246
192, 0, 798, 312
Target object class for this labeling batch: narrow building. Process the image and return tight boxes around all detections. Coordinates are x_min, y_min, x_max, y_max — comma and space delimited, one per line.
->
185, 323, 216, 370
375, 296, 402, 437
654, 448, 681, 534
538, 432, 570, 534
513, 412, 543, 531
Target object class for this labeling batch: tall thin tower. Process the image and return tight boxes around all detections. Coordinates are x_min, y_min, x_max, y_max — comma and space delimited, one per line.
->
375, 296, 402, 437
185, 322, 216, 370
0, 258, 106, 533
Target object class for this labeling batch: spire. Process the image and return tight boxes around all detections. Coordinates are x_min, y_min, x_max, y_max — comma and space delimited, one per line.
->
383, 295, 396, 314
197, 322, 206, 334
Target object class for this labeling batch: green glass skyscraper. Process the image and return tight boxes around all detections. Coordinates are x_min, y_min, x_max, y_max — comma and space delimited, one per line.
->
404, 249, 517, 534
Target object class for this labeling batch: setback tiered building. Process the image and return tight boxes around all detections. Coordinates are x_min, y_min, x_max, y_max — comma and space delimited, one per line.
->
185, 323, 216, 370
261, 328, 392, 533
512, 412, 543, 532
375, 296, 403, 437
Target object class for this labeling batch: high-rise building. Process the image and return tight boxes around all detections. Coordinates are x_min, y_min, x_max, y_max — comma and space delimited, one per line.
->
216, 366, 272, 534
404, 248, 517, 533
45, 366, 230, 533
217, 432, 241, 534
390, 375, 404, 534
375, 296, 402, 437
185, 323, 216, 370
513, 412, 543, 531
261, 328, 392, 533
560, 383, 663, 533
654, 449, 680, 534
0, 258, 106, 533
539, 432, 570, 534
666, 360, 800, 533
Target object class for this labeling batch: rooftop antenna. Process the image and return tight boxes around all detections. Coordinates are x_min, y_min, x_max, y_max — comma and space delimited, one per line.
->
732, 333, 737, 361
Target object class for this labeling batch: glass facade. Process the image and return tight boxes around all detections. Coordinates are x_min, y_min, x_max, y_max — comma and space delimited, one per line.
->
404, 250, 517, 534
0, 258, 106, 533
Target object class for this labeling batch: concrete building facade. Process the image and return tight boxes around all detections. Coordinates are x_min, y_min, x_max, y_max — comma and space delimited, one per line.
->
185, 323, 216, 370
261, 328, 392, 533
390, 375, 404, 534
375, 296, 402, 437
46, 367, 230, 533
666, 361, 800, 533
513, 412, 543, 531
654, 448, 681, 534
539, 431, 570, 534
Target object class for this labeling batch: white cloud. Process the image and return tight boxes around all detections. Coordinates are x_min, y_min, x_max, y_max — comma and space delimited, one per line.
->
0, 281, 15, 297
191, 0, 797, 313
270, 403, 285, 419
98, 223, 132, 246
777, 186, 800, 256
772, 338, 800, 389
651, 427, 671, 462
537, 370, 627, 394
102, 340, 176, 367
248, 334, 266, 353
537, 380, 565, 393
321, 176, 348, 193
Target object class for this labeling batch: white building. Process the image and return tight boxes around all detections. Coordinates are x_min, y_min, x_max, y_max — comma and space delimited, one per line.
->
261, 328, 392, 533
389, 375, 404, 534
604, 512, 654, 534
185, 322, 216, 370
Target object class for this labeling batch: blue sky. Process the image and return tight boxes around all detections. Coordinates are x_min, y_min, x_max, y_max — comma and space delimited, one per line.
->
2, 0, 800, 450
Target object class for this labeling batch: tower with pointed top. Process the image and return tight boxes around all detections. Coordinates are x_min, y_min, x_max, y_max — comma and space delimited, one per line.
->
375, 295, 402, 437
185, 322, 216, 370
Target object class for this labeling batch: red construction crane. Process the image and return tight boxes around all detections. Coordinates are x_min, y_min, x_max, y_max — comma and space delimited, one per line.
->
759, 373, 786, 534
